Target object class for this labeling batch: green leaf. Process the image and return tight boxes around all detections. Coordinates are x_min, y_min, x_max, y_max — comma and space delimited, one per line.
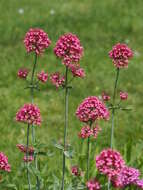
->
52, 140, 64, 150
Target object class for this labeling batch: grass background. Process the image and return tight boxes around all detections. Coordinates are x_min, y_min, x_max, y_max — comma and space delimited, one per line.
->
0, 0, 143, 189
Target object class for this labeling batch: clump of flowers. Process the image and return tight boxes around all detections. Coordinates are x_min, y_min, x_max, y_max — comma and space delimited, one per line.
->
16, 103, 41, 126
109, 43, 133, 68
50, 72, 65, 89
37, 70, 48, 83
76, 96, 109, 123
16, 144, 34, 154
102, 92, 110, 102
78, 125, 101, 139
24, 28, 51, 55
68, 64, 85, 78
0, 152, 11, 172
71, 166, 82, 177
96, 149, 125, 178
54, 33, 83, 66
86, 178, 101, 190
120, 91, 128, 100
23, 155, 34, 163
17, 68, 29, 79
135, 179, 143, 189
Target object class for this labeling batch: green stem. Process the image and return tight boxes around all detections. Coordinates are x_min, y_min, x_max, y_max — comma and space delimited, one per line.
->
61, 67, 69, 190
108, 68, 120, 190
26, 124, 31, 190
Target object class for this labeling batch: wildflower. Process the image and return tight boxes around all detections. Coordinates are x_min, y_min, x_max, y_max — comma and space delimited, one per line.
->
86, 178, 101, 190
120, 91, 128, 100
50, 72, 65, 88
102, 92, 110, 102
16, 144, 34, 154
24, 28, 51, 55
17, 68, 29, 79
0, 152, 11, 172
68, 64, 85, 78
16, 104, 41, 126
76, 96, 109, 123
135, 179, 143, 189
54, 33, 83, 66
37, 70, 48, 83
96, 149, 125, 178
23, 155, 34, 162
78, 126, 92, 139
71, 166, 82, 177
109, 43, 133, 68
92, 125, 101, 139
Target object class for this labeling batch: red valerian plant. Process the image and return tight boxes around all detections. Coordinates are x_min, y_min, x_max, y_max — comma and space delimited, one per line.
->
17, 68, 29, 79
37, 70, 48, 83
86, 178, 101, 190
0, 152, 11, 172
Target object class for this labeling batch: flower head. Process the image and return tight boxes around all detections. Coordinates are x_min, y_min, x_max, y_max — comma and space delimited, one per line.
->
71, 166, 82, 177
96, 149, 125, 178
17, 68, 29, 79
120, 91, 128, 100
135, 179, 143, 189
16, 144, 34, 154
37, 70, 48, 83
86, 178, 101, 190
50, 72, 65, 89
0, 152, 11, 172
23, 155, 34, 162
76, 96, 109, 123
16, 104, 41, 126
68, 64, 85, 78
24, 28, 51, 55
54, 33, 83, 66
92, 125, 101, 139
109, 43, 133, 68
78, 126, 92, 139
102, 92, 110, 102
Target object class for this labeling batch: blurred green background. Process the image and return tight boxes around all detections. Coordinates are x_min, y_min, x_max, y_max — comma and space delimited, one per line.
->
0, 0, 143, 189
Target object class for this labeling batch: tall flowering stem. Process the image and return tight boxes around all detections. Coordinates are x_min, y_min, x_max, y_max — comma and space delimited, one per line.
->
61, 67, 69, 190
26, 124, 31, 190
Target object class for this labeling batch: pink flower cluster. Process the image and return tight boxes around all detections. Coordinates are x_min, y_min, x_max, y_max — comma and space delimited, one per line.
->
37, 70, 48, 83
71, 166, 82, 177
102, 92, 110, 102
136, 179, 143, 189
54, 33, 83, 66
120, 91, 128, 100
78, 125, 101, 139
23, 155, 34, 163
50, 72, 65, 89
0, 152, 11, 172
24, 28, 51, 55
109, 43, 133, 68
68, 64, 85, 78
76, 96, 109, 123
111, 166, 140, 188
16, 104, 41, 126
96, 149, 125, 178
17, 68, 29, 79
86, 178, 101, 190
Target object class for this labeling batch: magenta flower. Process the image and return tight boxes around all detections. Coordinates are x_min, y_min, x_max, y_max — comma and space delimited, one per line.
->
23, 155, 34, 162
17, 68, 29, 79
68, 64, 85, 78
50, 72, 65, 89
16, 104, 41, 126
109, 43, 133, 68
71, 166, 82, 177
111, 166, 140, 188
37, 70, 48, 83
120, 91, 128, 100
86, 178, 101, 190
16, 144, 34, 154
96, 149, 125, 178
54, 33, 83, 66
0, 152, 11, 172
24, 28, 51, 55
102, 92, 110, 102
78, 126, 92, 139
76, 96, 109, 123
92, 125, 101, 139
135, 179, 143, 189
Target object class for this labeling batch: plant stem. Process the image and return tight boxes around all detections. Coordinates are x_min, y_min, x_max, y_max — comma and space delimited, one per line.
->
108, 68, 120, 190
61, 67, 69, 190
26, 124, 31, 190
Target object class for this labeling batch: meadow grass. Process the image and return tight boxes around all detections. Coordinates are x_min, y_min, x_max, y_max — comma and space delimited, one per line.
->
0, 0, 143, 188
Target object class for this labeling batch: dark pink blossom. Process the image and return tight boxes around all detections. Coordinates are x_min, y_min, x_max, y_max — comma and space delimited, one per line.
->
68, 64, 85, 78
50, 72, 65, 89
24, 28, 51, 55
71, 166, 82, 177
102, 92, 110, 102
109, 43, 133, 68
96, 149, 125, 178
16, 104, 41, 126
54, 33, 83, 66
17, 68, 29, 79
37, 70, 48, 83
16, 144, 34, 154
92, 125, 101, 139
86, 178, 101, 190
135, 179, 143, 189
0, 152, 11, 172
78, 126, 92, 139
120, 91, 128, 100
23, 155, 34, 162
76, 96, 109, 123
